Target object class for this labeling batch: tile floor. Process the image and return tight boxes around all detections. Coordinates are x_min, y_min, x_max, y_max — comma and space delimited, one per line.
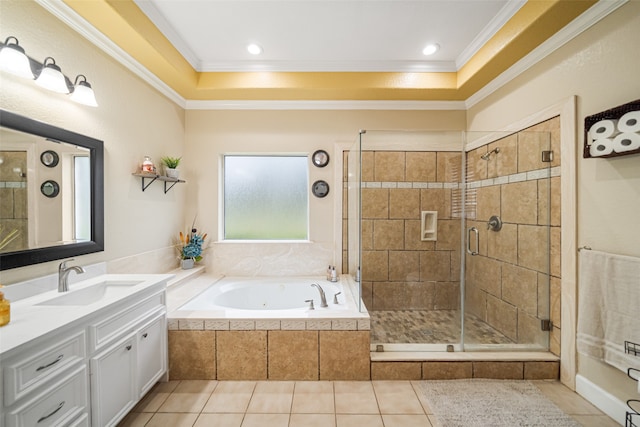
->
118, 379, 619, 427
370, 310, 512, 345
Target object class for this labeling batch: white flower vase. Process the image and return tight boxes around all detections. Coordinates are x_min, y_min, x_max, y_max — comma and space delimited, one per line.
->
181, 258, 194, 269
166, 168, 179, 179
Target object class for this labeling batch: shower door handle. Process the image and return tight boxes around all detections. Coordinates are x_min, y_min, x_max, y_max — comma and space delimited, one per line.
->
467, 227, 479, 256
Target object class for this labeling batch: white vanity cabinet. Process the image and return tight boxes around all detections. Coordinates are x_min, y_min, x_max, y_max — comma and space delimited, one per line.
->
0, 275, 169, 427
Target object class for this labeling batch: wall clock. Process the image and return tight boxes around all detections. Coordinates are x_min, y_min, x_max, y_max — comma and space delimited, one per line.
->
311, 149, 330, 168
312, 180, 329, 198
40, 150, 59, 167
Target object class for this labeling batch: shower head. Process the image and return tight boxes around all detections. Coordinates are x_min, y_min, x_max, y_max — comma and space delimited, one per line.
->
481, 147, 500, 160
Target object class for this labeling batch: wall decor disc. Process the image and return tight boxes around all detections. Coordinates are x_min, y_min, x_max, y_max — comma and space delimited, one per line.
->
312, 180, 330, 198
311, 149, 330, 167
40, 150, 59, 167
41, 180, 60, 198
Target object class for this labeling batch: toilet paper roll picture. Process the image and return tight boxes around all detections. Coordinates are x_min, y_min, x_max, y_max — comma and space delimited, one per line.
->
617, 110, 640, 133
588, 119, 616, 141
612, 132, 640, 153
590, 138, 614, 157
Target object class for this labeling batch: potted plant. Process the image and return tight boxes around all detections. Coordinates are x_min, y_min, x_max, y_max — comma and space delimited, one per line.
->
161, 156, 181, 179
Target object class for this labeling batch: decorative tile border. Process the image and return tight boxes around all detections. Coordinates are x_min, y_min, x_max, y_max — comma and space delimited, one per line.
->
168, 317, 370, 331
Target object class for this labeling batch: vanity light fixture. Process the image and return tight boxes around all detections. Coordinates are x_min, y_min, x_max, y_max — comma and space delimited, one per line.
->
70, 74, 98, 107
0, 37, 34, 79
35, 57, 70, 94
422, 43, 440, 56
247, 43, 263, 55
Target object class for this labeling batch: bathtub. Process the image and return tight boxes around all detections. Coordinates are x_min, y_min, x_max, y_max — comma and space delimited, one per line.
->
172, 275, 368, 324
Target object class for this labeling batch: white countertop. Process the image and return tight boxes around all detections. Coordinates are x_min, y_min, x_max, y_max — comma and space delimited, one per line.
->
0, 274, 173, 355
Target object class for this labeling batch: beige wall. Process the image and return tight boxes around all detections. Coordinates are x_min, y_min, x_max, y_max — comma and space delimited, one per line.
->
467, 1, 640, 403
0, 0, 186, 284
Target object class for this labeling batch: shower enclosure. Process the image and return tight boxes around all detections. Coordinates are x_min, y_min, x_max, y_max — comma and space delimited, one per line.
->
346, 127, 555, 352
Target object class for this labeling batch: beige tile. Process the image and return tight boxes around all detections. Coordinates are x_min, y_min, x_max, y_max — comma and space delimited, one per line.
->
215, 381, 257, 393
487, 134, 518, 178
502, 181, 538, 225
268, 331, 319, 380
217, 331, 267, 380
550, 226, 561, 278
487, 222, 518, 264
254, 381, 295, 393
518, 310, 549, 347
361, 151, 374, 182
202, 381, 256, 413
194, 413, 243, 427
289, 414, 336, 427
157, 392, 211, 413
291, 392, 335, 414
501, 263, 538, 315
406, 151, 436, 182
295, 381, 334, 393
334, 381, 374, 394
319, 331, 370, 380
434, 281, 460, 310
241, 413, 290, 427
473, 256, 502, 298
421, 188, 451, 220
361, 219, 374, 250
473, 361, 523, 379
362, 251, 388, 282
422, 362, 472, 380
406, 281, 435, 310
467, 147, 488, 182
334, 382, 379, 414
464, 284, 487, 320
246, 392, 293, 413
145, 413, 199, 427
524, 361, 559, 379
572, 415, 620, 426
371, 362, 422, 380
372, 381, 425, 414
373, 281, 408, 311
336, 414, 384, 427
152, 381, 180, 393
361, 281, 373, 310
174, 380, 218, 393
404, 220, 437, 251
362, 188, 389, 219
518, 130, 552, 173
549, 275, 561, 327
389, 188, 420, 219
132, 392, 170, 412
436, 152, 461, 183
550, 326, 561, 356
117, 411, 153, 427
420, 250, 451, 282
476, 185, 501, 222
538, 176, 561, 227
382, 414, 433, 427
518, 225, 549, 272
435, 220, 460, 251
486, 295, 517, 341
373, 220, 404, 250
389, 250, 420, 281
374, 151, 405, 182
533, 381, 603, 415
168, 330, 216, 380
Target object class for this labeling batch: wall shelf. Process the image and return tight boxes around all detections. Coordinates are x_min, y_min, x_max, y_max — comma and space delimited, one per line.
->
132, 173, 185, 193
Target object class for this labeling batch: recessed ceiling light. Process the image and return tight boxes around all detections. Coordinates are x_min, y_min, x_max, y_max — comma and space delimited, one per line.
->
247, 44, 263, 55
422, 43, 440, 56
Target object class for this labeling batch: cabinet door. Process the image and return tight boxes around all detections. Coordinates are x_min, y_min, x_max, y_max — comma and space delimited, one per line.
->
90, 335, 137, 427
137, 314, 167, 397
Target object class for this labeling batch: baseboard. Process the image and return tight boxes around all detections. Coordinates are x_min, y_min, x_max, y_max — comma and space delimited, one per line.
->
575, 374, 628, 425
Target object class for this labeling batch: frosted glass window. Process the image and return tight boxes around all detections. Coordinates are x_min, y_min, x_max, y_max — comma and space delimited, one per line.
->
74, 156, 91, 241
224, 155, 308, 240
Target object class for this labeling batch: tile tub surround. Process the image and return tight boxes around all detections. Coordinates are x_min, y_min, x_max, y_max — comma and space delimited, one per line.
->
166, 273, 371, 381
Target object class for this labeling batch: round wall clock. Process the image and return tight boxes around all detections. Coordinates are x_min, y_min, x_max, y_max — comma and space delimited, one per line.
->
311, 149, 330, 168
40, 150, 59, 167
41, 180, 60, 198
312, 180, 330, 198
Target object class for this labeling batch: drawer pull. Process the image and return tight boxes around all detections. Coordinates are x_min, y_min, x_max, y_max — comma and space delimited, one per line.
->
37, 401, 65, 423
36, 354, 64, 372
142, 333, 148, 338
126, 345, 132, 351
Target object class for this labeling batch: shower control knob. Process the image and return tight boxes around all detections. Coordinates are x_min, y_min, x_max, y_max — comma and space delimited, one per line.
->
305, 299, 315, 310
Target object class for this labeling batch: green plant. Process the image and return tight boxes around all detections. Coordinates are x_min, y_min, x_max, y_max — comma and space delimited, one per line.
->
161, 156, 181, 169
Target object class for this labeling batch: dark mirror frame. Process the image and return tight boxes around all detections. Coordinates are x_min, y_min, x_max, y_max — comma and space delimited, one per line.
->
0, 109, 104, 270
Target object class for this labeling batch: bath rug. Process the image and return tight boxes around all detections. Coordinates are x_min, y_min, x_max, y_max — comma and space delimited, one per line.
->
418, 379, 581, 427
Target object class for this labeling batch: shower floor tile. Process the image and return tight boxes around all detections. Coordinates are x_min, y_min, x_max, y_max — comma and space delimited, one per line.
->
370, 310, 513, 345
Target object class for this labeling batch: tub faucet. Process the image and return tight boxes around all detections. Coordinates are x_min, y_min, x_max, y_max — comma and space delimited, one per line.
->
58, 259, 85, 292
311, 283, 328, 307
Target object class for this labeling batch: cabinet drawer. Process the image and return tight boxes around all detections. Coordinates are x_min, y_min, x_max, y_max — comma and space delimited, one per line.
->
3, 331, 85, 406
5, 365, 88, 427
88, 291, 165, 353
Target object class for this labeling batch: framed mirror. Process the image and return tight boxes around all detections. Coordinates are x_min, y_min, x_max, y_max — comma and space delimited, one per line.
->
0, 109, 104, 270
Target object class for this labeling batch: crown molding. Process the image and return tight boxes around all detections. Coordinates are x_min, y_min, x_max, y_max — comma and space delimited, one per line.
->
465, 0, 628, 109
184, 100, 466, 111
35, 0, 187, 108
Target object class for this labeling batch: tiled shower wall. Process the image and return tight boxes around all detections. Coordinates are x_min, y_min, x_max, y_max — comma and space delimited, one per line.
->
343, 149, 463, 312
464, 117, 561, 353
0, 151, 27, 252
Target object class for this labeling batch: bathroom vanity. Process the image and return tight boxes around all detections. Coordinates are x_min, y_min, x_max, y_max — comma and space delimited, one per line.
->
0, 274, 171, 427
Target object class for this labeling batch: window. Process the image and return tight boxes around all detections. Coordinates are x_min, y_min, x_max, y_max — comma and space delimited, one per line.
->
73, 155, 91, 241
223, 155, 308, 240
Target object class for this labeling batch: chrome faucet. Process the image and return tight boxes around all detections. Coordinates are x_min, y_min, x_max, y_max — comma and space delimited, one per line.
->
58, 259, 85, 292
311, 283, 328, 308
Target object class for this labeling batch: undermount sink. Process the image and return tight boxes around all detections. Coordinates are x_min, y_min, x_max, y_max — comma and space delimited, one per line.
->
36, 280, 143, 306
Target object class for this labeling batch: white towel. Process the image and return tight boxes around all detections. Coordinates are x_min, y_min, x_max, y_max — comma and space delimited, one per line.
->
577, 249, 640, 373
